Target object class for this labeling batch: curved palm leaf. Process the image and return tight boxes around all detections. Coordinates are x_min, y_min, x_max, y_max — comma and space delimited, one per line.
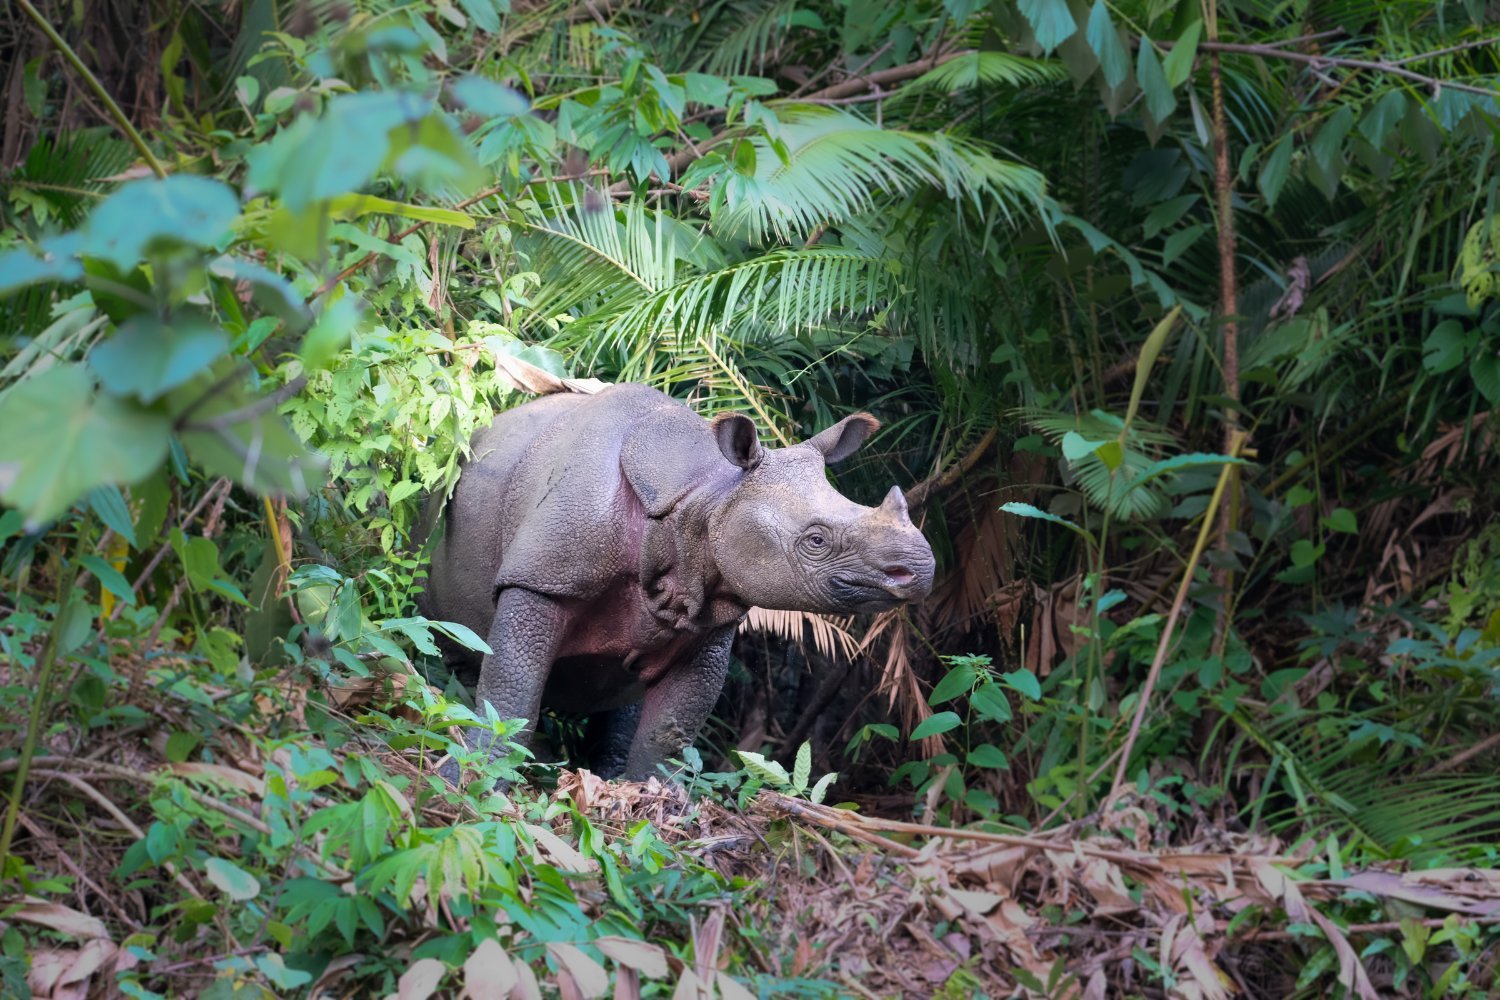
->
712, 107, 1047, 242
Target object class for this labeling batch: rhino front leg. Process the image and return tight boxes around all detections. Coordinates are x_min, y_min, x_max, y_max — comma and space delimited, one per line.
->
584, 702, 642, 779
624, 626, 735, 781
465, 587, 566, 773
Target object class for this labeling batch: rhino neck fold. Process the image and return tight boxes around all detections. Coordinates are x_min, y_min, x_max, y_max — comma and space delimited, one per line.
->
638, 490, 745, 635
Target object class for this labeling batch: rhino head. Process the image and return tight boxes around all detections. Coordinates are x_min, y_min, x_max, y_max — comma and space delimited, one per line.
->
706, 412, 936, 613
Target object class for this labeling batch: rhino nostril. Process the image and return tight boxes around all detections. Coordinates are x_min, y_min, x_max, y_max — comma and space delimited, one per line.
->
882, 565, 915, 586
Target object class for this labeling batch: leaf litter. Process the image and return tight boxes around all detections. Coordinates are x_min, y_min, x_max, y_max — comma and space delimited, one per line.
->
3, 660, 1499, 998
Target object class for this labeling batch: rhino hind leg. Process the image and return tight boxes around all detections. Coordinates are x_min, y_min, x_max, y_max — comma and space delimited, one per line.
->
623, 626, 735, 780
583, 702, 643, 779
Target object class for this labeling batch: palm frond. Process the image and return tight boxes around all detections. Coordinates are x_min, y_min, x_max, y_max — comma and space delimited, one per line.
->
899, 51, 1066, 94
689, 0, 798, 77
714, 107, 1047, 243
1014, 406, 1179, 520
741, 607, 859, 661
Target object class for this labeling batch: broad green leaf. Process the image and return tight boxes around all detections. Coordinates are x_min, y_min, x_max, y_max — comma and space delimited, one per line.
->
429, 619, 494, 654
808, 772, 837, 805
86, 484, 137, 546
1093, 439, 1124, 471
1162, 223, 1208, 267
910, 711, 962, 741
1061, 430, 1111, 461
454, 0, 503, 33
1290, 539, 1325, 568
1322, 508, 1358, 534
1000, 669, 1042, 701
301, 296, 362, 372
792, 741, 811, 794
204, 857, 261, 901
929, 660, 977, 704
1422, 321, 1468, 374
1136, 39, 1175, 123
452, 75, 528, 117
0, 364, 171, 526
173, 370, 324, 497
1143, 195, 1198, 240
735, 750, 790, 786
89, 317, 229, 402
83, 176, 239, 270
970, 683, 1013, 723
209, 256, 311, 331
79, 554, 136, 605
0, 233, 85, 297
967, 744, 1010, 769
1258, 138, 1294, 208
1470, 349, 1500, 404
164, 731, 200, 763
1017, 0, 1078, 53
1085, 1, 1130, 88
1162, 22, 1202, 88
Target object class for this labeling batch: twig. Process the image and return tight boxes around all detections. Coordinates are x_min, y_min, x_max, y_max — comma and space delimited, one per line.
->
32, 769, 204, 899
906, 426, 998, 509
1178, 38, 1500, 99
1424, 731, 1500, 775
15, 0, 167, 179
1106, 433, 1246, 806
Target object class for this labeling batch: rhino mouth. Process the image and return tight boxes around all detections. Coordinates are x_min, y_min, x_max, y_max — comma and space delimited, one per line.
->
830, 571, 923, 609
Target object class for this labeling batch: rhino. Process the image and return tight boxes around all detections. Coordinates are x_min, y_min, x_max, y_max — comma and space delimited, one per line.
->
419, 383, 934, 780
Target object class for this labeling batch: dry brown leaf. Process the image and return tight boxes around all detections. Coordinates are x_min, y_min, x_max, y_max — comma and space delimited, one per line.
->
595, 936, 670, 979
1330, 870, 1500, 916
512, 959, 543, 1000
390, 957, 447, 1000
463, 938, 518, 999
612, 966, 641, 1000
548, 943, 609, 999
1306, 908, 1380, 1000
522, 823, 596, 873
493, 353, 569, 395
716, 972, 758, 1000
669, 968, 710, 1000
4, 896, 110, 939
1078, 858, 1136, 916
169, 761, 265, 795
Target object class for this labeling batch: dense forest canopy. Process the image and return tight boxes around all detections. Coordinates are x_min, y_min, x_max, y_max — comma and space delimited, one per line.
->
1, 0, 1499, 996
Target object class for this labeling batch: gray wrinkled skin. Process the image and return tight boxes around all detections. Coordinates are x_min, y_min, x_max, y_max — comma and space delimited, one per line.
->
419, 383, 935, 780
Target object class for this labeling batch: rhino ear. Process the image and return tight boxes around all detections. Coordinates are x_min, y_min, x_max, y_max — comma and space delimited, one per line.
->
806, 413, 879, 464
711, 413, 764, 471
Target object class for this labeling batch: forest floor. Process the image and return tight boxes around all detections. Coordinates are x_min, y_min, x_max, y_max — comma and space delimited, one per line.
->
9, 652, 1500, 1000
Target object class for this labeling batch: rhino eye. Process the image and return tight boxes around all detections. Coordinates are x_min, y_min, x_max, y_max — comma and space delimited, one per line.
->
798, 527, 833, 558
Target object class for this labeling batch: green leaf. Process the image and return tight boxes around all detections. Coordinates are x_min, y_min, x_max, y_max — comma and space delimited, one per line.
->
0, 364, 171, 527
809, 772, 837, 805
1422, 321, 1468, 374
173, 370, 324, 497
1258, 138, 1294, 208
428, 619, 494, 654
89, 317, 230, 403
172, 529, 224, 592
970, 683, 1012, 723
204, 857, 261, 901
1000, 669, 1042, 701
792, 741, 811, 794
1162, 22, 1202, 88
1470, 348, 1500, 404
735, 750, 790, 786
301, 296, 362, 372
87, 484, 137, 546
910, 711, 962, 741
1017, 0, 1078, 53
1085, 1, 1130, 88
967, 744, 1010, 769
1136, 39, 1175, 123
1162, 223, 1208, 267
1000, 501, 1097, 546
1290, 539, 1325, 568
929, 660, 976, 705
0, 233, 85, 297
452, 74, 527, 117
1061, 430, 1110, 461
79, 554, 136, 605
83, 176, 239, 270
1123, 452, 1246, 494
165, 731, 200, 763
1094, 439, 1124, 471
1322, 508, 1358, 534
327, 193, 475, 229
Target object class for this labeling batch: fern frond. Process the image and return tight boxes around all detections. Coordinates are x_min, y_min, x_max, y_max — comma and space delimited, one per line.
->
900, 52, 1066, 93
714, 107, 1046, 243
